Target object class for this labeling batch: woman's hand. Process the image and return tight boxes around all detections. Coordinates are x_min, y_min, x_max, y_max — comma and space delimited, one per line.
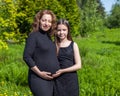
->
39, 71, 53, 80
52, 69, 64, 78
31, 66, 53, 80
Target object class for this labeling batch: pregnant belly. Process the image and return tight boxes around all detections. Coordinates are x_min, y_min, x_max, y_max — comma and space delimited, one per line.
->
37, 62, 60, 74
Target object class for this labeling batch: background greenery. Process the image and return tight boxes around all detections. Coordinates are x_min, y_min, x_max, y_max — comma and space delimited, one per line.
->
0, 28, 120, 96
0, 0, 120, 96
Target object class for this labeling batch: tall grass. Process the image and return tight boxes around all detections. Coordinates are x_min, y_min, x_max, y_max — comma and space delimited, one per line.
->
75, 28, 120, 96
0, 28, 120, 96
0, 44, 31, 95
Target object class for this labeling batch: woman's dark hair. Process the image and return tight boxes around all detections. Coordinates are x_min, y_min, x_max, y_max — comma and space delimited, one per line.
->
32, 10, 56, 36
55, 19, 73, 43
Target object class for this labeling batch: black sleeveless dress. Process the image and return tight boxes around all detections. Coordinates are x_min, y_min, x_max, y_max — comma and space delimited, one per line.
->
54, 41, 79, 96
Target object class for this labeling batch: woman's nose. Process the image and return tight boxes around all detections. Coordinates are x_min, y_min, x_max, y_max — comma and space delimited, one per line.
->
45, 21, 49, 25
60, 30, 63, 34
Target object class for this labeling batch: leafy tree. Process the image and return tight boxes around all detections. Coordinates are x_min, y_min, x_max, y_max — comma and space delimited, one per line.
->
77, 0, 105, 36
16, 0, 35, 34
0, 0, 81, 37
0, 0, 18, 34
16, 0, 80, 36
56, 0, 81, 36
105, 2, 120, 28
96, 0, 106, 18
0, 0, 27, 43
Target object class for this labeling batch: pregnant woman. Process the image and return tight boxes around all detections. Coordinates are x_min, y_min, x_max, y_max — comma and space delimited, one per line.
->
23, 10, 60, 96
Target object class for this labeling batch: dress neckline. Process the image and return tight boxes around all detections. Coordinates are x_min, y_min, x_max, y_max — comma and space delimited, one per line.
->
59, 41, 73, 49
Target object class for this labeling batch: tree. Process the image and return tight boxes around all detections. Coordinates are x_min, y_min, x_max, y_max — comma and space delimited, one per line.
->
77, 0, 105, 36
96, 0, 106, 18
0, 0, 81, 37
105, 2, 120, 28
0, 0, 18, 34
57, 0, 81, 36
15, 0, 81, 36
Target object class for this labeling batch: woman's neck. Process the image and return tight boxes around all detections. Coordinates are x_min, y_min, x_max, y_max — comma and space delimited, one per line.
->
58, 39, 71, 47
59, 38, 68, 43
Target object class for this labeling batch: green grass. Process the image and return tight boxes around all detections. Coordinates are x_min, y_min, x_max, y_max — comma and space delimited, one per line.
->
0, 44, 31, 96
0, 28, 120, 96
74, 28, 120, 96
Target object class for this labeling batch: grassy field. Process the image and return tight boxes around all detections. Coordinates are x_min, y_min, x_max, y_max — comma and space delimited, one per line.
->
0, 28, 120, 96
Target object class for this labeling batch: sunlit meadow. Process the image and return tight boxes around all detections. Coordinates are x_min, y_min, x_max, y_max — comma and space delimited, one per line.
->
0, 28, 120, 96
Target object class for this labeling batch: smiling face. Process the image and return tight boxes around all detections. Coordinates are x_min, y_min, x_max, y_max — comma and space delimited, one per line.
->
57, 24, 68, 41
40, 14, 52, 32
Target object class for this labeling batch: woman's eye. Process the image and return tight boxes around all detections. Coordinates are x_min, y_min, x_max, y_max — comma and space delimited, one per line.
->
57, 29, 61, 31
63, 29, 66, 31
48, 20, 52, 23
42, 19, 45, 22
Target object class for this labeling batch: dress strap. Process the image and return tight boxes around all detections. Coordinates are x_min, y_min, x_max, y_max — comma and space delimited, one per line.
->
70, 41, 74, 49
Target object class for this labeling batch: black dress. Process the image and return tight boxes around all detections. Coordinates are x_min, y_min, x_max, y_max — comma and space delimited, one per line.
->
23, 29, 60, 96
54, 41, 79, 96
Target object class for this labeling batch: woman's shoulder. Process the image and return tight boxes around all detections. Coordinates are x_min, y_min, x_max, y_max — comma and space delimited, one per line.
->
29, 31, 39, 35
71, 41, 76, 45
26, 32, 40, 41
72, 41, 78, 47
72, 41, 77, 45
28, 32, 40, 37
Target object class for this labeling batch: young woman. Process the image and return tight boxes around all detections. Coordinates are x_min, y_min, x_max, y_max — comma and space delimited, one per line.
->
53, 19, 82, 96
23, 10, 60, 96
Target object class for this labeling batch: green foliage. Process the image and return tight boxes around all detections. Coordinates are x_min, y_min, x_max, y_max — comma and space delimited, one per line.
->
105, 3, 120, 28
16, 0, 36, 34
16, 0, 81, 36
0, 28, 120, 95
0, 44, 31, 95
0, 39, 8, 50
74, 28, 120, 95
2, 32, 27, 43
56, 0, 81, 36
0, 0, 18, 33
0, 81, 32, 96
0, 0, 27, 44
77, 0, 105, 36
0, 0, 81, 37
0, 44, 28, 85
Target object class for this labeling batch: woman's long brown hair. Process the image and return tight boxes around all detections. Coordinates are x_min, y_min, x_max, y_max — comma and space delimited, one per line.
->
32, 10, 57, 36
55, 19, 73, 54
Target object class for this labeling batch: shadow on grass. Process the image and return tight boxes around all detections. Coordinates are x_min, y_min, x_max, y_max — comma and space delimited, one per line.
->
101, 41, 120, 46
